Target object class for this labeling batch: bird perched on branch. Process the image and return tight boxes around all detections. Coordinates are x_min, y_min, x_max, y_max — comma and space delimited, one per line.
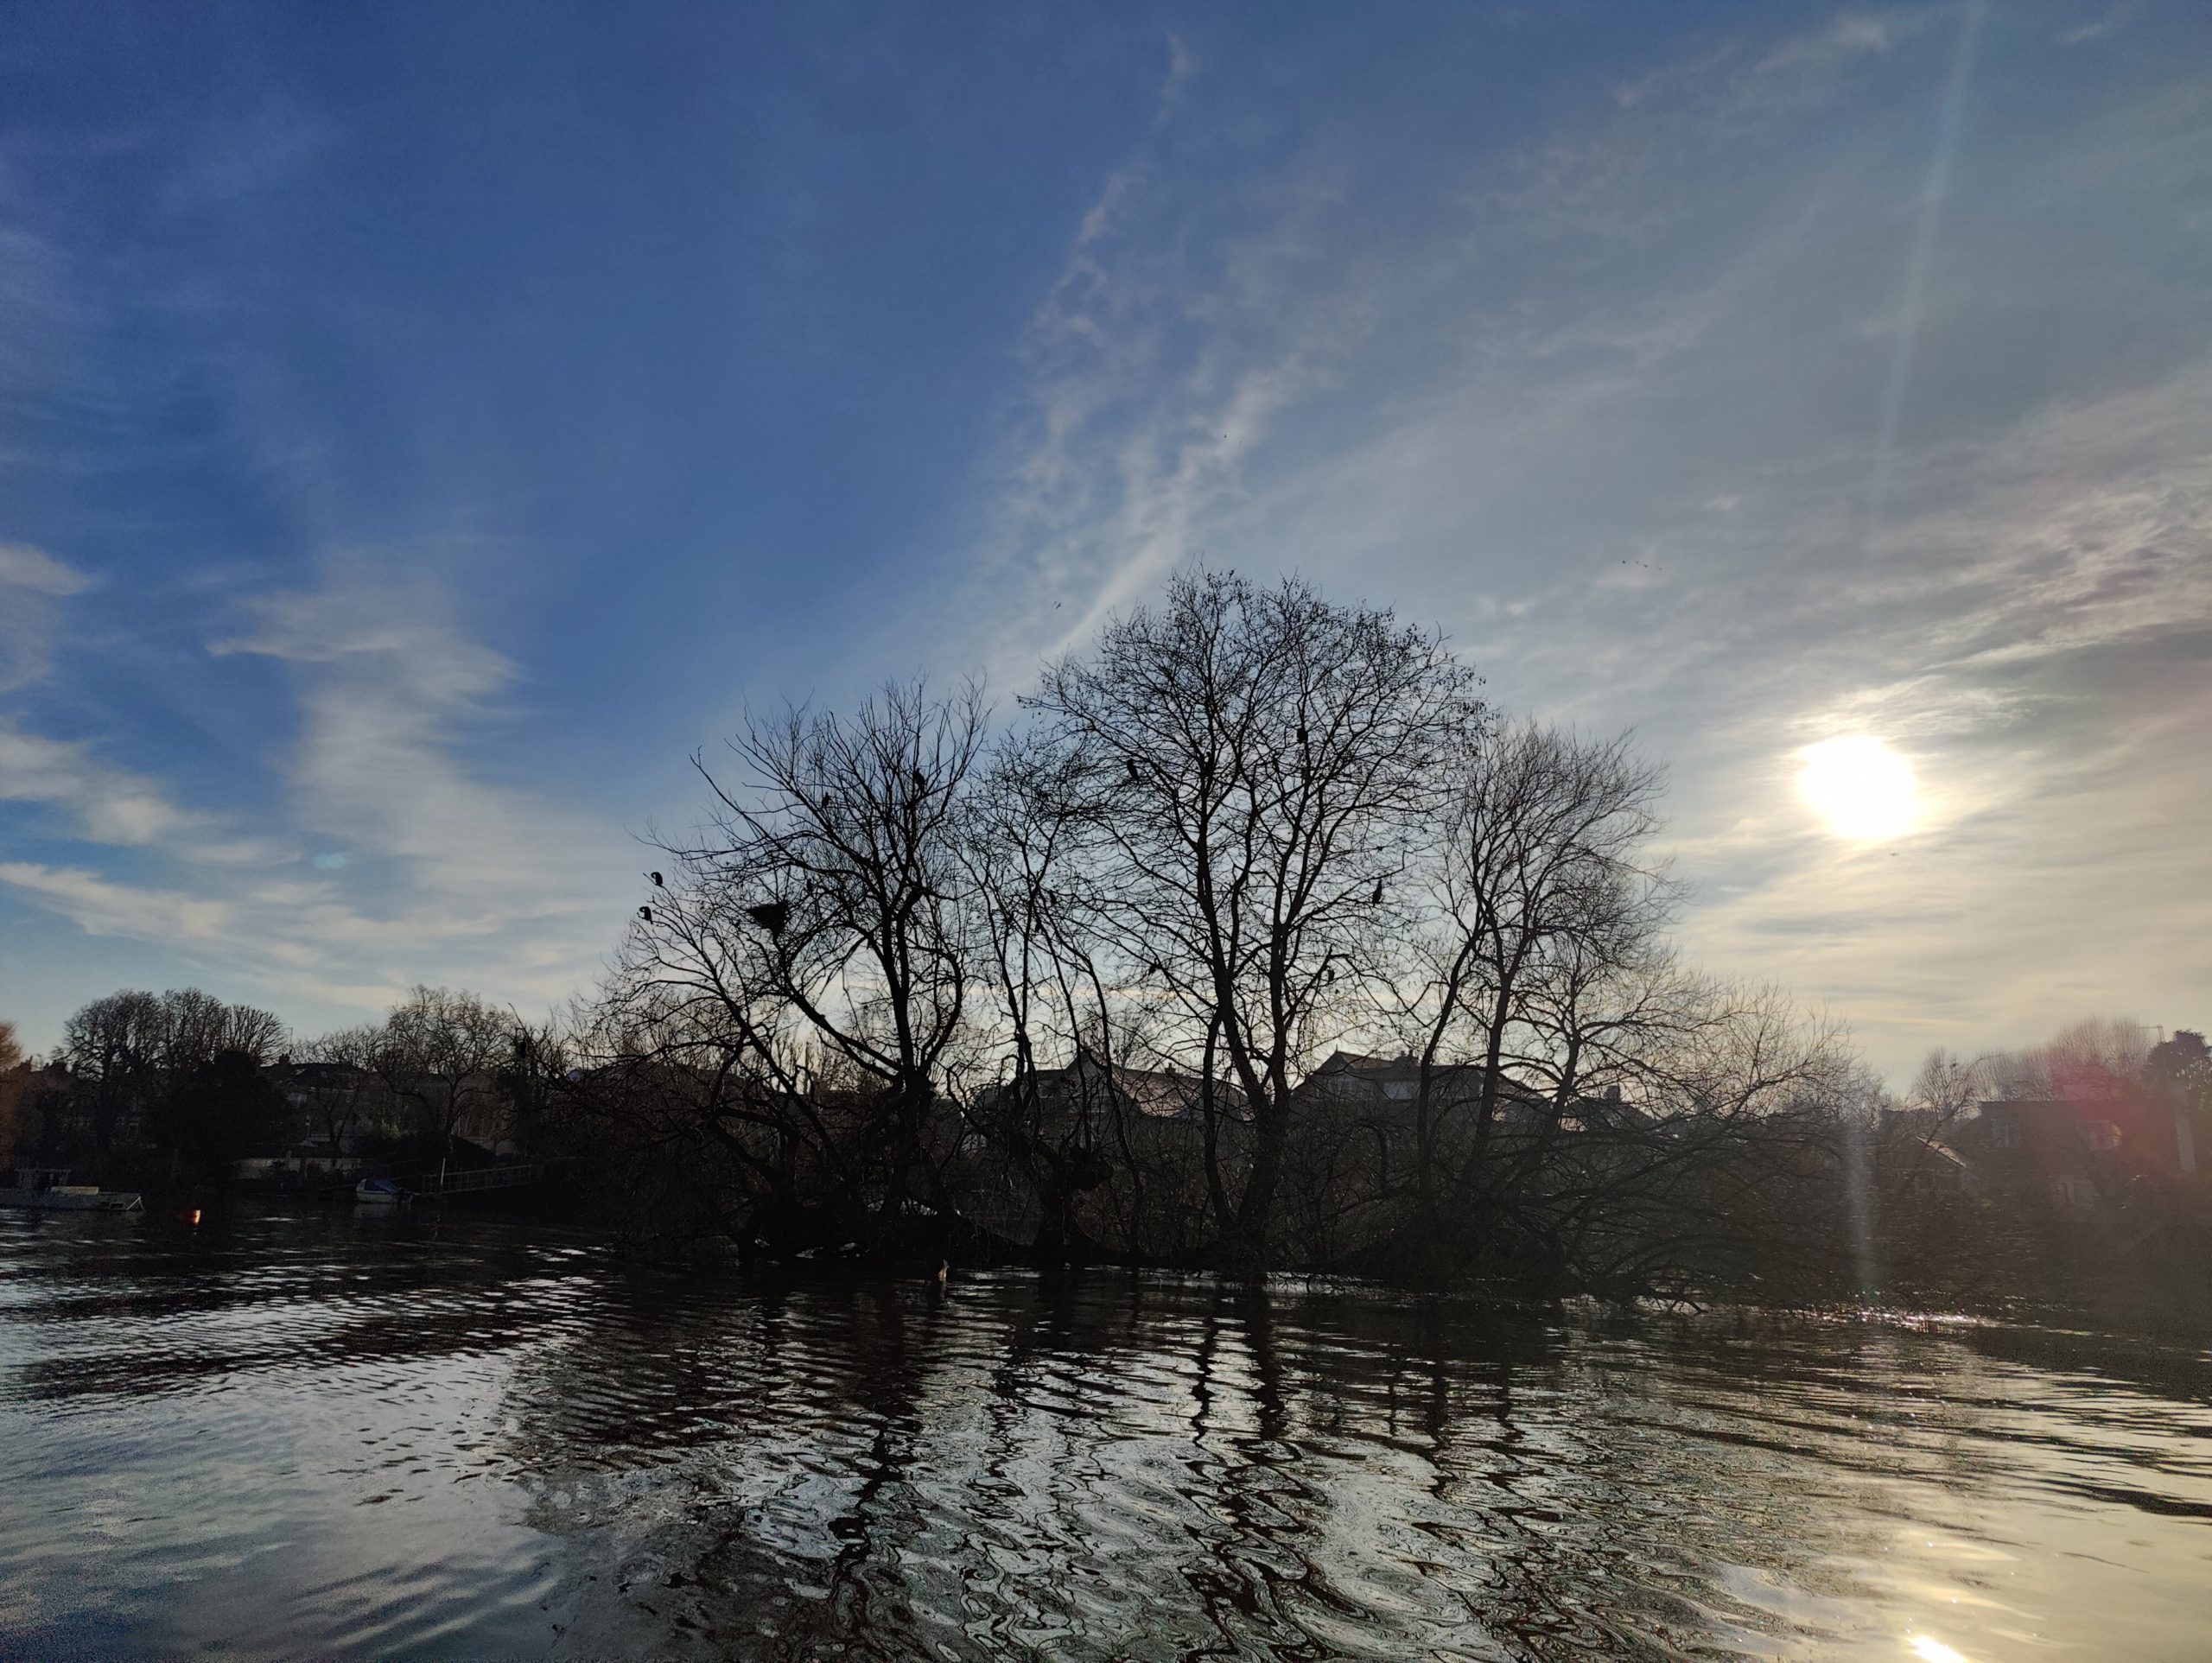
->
650, 871, 664, 887
638, 905, 652, 923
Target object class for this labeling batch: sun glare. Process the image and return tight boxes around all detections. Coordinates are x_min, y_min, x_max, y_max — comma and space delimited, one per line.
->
1797, 735, 1920, 841
1908, 1637, 1971, 1663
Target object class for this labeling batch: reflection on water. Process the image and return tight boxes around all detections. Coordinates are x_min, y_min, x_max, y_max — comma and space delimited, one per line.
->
3, 1211, 2208, 1660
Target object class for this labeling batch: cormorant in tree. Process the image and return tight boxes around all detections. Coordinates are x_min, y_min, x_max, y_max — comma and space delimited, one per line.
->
747, 900, 791, 936
650, 872, 664, 887
911, 768, 928, 796
1370, 881, 1385, 906
1124, 758, 1141, 784
638, 905, 652, 922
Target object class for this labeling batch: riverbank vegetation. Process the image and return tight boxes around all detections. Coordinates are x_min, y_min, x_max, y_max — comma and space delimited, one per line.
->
1, 984, 555, 1190
575, 573, 1862, 1297
568, 570, 2209, 1306
7, 573, 2208, 1312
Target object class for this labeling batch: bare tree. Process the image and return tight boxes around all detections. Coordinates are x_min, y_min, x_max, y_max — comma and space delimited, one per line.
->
1985, 1015, 2156, 1101
49, 989, 289, 1170
1905, 1050, 1986, 1133
218, 1001, 288, 1065
1026, 570, 1479, 1266
376, 986, 514, 1155
566, 567, 1901, 1298
609, 677, 988, 1246
146, 988, 287, 1074
957, 730, 1136, 1258
0, 1020, 23, 1165
296, 1025, 385, 1154
1391, 723, 1674, 1244
62, 990, 168, 1158
158, 988, 231, 1076
1478, 976, 1871, 1299
1453, 732, 1663, 1107
500, 1013, 573, 1158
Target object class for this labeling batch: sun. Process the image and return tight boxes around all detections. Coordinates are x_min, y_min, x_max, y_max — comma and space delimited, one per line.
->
1796, 736, 1920, 841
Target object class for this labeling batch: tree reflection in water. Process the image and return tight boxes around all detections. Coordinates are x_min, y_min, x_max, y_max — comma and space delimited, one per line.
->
3, 1214, 2209, 1661
494, 1259, 2210, 1661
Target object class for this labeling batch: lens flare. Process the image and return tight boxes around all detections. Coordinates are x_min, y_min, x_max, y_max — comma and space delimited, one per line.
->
1797, 736, 1919, 841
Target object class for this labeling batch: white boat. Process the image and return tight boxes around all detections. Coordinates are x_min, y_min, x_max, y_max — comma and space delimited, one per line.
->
353, 1177, 409, 1206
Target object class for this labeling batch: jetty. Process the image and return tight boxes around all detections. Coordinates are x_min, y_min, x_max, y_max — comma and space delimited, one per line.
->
0, 1167, 144, 1213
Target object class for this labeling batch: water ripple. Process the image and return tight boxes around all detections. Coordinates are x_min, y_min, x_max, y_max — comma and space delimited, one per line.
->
3, 1211, 2209, 1660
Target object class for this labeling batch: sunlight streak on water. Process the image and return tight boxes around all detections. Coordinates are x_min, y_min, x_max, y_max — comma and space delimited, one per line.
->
1908, 1636, 1970, 1663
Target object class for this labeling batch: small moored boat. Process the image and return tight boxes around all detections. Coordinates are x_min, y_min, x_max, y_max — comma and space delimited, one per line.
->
353, 1177, 409, 1206
0, 1168, 143, 1213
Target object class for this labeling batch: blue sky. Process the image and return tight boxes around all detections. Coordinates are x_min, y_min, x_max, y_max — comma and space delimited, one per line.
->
1, 2, 2207, 1079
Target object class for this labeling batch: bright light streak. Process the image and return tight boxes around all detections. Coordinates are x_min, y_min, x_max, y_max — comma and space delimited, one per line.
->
1910, 1636, 1970, 1663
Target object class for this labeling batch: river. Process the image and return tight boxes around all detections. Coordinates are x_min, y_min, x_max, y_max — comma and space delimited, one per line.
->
1, 1208, 2206, 1660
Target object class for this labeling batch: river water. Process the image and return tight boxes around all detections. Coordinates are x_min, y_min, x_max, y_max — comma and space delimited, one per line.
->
1, 1210, 2207, 1661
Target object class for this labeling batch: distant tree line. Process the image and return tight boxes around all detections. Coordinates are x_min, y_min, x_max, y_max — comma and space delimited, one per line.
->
2, 984, 564, 1189
2, 987, 293, 1183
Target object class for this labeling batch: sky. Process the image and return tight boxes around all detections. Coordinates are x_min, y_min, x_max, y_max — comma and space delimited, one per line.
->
0, 1, 2206, 1082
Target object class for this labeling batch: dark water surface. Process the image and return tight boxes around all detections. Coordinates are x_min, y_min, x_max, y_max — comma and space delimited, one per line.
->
2, 1211, 2208, 1660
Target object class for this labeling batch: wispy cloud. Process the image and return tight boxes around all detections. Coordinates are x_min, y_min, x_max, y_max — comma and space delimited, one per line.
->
1, 560, 634, 1027
0, 545, 289, 865
0, 860, 235, 945
196, 562, 633, 1007
913, 5, 2212, 1075
0, 542, 92, 690
938, 8, 1968, 682
2057, 3, 2135, 47
935, 65, 1379, 685
0, 719, 197, 847
213, 563, 629, 904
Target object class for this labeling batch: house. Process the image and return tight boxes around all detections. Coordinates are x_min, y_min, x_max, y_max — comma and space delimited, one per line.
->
0, 1061, 29, 1163
1286, 1051, 1572, 1203
1875, 1107, 1978, 1196
1296, 1050, 1553, 1133
0, 1062, 79, 1164
978, 1050, 1232, 1133
1959, 1088, 2198, 1215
